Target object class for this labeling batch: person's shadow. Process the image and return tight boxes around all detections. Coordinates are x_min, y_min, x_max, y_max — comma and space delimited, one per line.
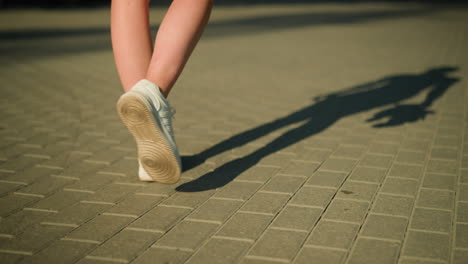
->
177, 66, 460, 192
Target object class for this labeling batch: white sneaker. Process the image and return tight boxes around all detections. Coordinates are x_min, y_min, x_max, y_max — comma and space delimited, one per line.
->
116, 79, 182, 183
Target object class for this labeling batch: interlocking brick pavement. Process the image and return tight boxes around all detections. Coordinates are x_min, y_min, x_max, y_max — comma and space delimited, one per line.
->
1, 2, 468, 264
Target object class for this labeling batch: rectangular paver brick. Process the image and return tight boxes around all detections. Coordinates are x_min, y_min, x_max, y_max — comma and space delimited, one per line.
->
271, 205, 322, 231
261, 175, 305, 194
402, 230, 450, 261
372, 194, 414, 217
305, 170, 347, 188
213, 181, 262, 201
426, 159, 458, 175
133, 248, 190, 264
187, 198, 243, 223
348, 238, 400, 264
322, 199, 369, 223
129, 205, 190, 232
216, 212, 272, 241
280, 161, 320, 176
43, 202, 112, 226
422, 173, 456, 191
64, 215, 132, 243
395, 151, 426, 165
456, 223, 468, 248
240, 192, 290, 215
155, 221, 219, 251
104, 193, 164, 217
349, 166, 387, 183
381, 177, 419, 197
306, 220, 359, 249
19, 240, 95, 264
186, 238, 251, 264
290, 186, 336, 208
320, 158, 358, 173
337, 181, 378, 202
361, 214, 408, 241
388, 164, 424, 180
359, 154, 393, 169
248, 229, 306, 261
161, 190, 214, 209
235, 166, 279, 183
417, 189, 454, 210
87, 229, 161, 262
295, 247, 346, 264
410, 208, 452, 233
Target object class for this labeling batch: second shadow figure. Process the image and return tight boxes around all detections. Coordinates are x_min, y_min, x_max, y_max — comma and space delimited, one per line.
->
178, 66, 459, 192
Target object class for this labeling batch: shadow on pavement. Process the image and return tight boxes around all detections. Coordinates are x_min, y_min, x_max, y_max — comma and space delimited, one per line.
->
0, 7, 435, 60
177, 66, 460, 192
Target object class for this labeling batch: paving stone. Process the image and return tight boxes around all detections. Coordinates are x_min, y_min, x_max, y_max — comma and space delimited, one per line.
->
456, 223, 468, 248
306, 220, 360, 249
388, 164, 424, 180
280, 161, 320, 176
161, 190, 214, 208
430, 147, 459, 160
305, 170, 347, 188
260, 175, 305, 194
349, 166, 387, 183
322, 199, 369, 223
14, 176, 74, 197
422, 173, 456, 191
332, 145, 366, 159
0, 194, 40, 217
395, 151, 426, 165
359, 154, 393, 169
240, 192, 290, 215
402, 231, 450, 261
368, 142, 399, 156
155, 221, 219, 251
381, 177, 419, 197
320, 158, 358, 173
348, 238, 400, 264
290, 186, 336, 208
132, 248, 191, 264
361, 214, 408, 241
457, 202, 468, 223
0, 224, 73, 254
18, 240, 95, 264
271, 205, 322, 231
104, 193, 164, 217
248, 229, 306, 261
235, 166, 279, 183
86, 229, 161, 262
129, 205, 191, 232
416, 189, 454, 210
29, 190, 89, 211
459, 184, 468, 201
336, 181, 378, 202
81, 183, 139, 204
187, 198, 243, 223
294, 247, 346, 264
410, 208, 452, 233
372, 194, 414, 217
187, 238, 251, 264
64, 215, 133, 243
43, 202, 112, 226
216, 212, 273, 241
426, 159, 458, 175
297, 148, 332, 163
213, 181, 262, 201
453, 249, 468, 264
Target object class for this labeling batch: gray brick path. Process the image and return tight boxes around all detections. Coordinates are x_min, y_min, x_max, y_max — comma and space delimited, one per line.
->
1, 3, 468, 264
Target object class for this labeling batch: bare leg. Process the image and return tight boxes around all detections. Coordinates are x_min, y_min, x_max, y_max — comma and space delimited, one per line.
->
146, 0, 213, 97
111, 0, 153, 92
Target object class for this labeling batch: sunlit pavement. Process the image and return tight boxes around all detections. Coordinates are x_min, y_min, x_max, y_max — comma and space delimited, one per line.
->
0, 2, 468, 264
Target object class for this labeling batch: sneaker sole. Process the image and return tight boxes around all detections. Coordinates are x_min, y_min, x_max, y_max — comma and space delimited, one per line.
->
116, 93, 181, 184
